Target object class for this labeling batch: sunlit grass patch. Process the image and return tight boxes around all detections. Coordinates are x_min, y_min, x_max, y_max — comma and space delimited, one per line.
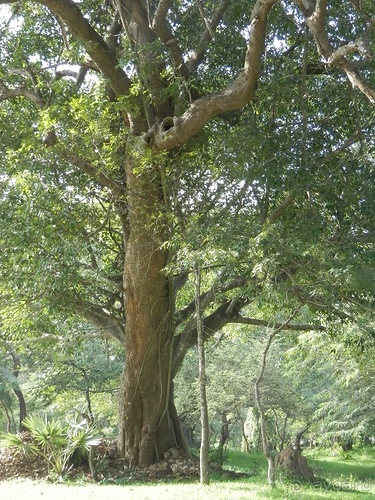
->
307, 446, 375, 482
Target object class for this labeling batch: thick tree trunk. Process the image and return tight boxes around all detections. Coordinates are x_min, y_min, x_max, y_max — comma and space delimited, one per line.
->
117, 148, 183, 467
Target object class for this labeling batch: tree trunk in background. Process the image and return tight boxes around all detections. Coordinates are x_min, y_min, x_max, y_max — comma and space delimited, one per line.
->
0, 400, 14, 433
217, 413, 230, 466
241, 422, 250, 453
9, 351, 27, 432
254, 330, 277, 487
254, 309, 302, 485
13, 388, 27, 432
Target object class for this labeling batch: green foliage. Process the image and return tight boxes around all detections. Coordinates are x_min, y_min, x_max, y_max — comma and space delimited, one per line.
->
0, 431, 39, 458
176, 325, 306, 450
0, 0, 373, 337
0, 414, 100, 480
284, 327, 375, 445
225, 449, 266, 477
176, 315, 375, 455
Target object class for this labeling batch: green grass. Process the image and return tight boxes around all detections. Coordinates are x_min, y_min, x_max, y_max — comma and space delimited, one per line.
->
0, 447, 374, 499
224, 449, 268, 475
217, 446, 375, 499
307, 446, 375, 482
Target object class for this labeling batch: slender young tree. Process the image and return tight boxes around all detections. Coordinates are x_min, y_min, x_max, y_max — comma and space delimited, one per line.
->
194, 263, 209, 484
254, 307, 302, 487
0, 343, 27, 432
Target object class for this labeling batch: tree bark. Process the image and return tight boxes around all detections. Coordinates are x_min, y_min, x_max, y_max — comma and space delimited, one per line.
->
218, 412, 230, 467
9, 350, 27, 432
117, 146, 182, 467
0, 399, 13, 433
194, 263, 210, 485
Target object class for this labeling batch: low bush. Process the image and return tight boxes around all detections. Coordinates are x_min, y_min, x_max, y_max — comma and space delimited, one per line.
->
0, 414, 100, 481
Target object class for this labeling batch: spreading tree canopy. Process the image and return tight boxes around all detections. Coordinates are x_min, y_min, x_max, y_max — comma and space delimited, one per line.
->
0, 0, 374, 467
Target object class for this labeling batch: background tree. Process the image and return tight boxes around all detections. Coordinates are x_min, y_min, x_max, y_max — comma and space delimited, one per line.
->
0, 351, 18, 432
175, 316, 375, 475
284, 324, 375, 449
0, 342, 27, 431
31, 336, 123, 428
0, 0, 374, 469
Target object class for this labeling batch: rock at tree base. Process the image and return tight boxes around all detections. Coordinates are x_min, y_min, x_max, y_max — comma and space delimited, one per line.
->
276, 446, 314, 480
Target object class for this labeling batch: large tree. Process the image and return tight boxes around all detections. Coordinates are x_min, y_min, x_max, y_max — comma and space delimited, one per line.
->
1, 0, 374, 468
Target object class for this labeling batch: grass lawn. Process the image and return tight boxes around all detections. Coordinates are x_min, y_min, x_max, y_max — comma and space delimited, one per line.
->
0, 447, 373, 499
222, 447, 375, 499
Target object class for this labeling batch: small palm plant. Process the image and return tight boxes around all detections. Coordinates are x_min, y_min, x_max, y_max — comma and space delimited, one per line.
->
0, 414, 101, 481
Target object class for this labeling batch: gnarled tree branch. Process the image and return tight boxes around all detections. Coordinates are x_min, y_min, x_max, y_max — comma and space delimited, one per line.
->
38, 0, 132, 97
152, 0, 278, 149
234, 315, 325, 331
299, 0, 375, 104
0, 78, 45, 107
187, 0, 231, 74
152, 0, 190, 79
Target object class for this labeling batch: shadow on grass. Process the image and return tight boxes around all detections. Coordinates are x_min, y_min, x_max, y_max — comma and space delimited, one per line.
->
308, 448, 375, 484
220, 448, 374, 498
310, 460, 375, 482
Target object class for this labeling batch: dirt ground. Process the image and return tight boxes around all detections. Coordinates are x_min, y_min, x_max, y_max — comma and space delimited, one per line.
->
0, 479, 213, 500
0, 438, 247, 499
0, 439, 200, 483
0, 440, 209, 499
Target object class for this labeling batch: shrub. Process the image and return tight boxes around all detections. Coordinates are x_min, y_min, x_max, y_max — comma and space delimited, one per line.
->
0, 414, 100, 481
